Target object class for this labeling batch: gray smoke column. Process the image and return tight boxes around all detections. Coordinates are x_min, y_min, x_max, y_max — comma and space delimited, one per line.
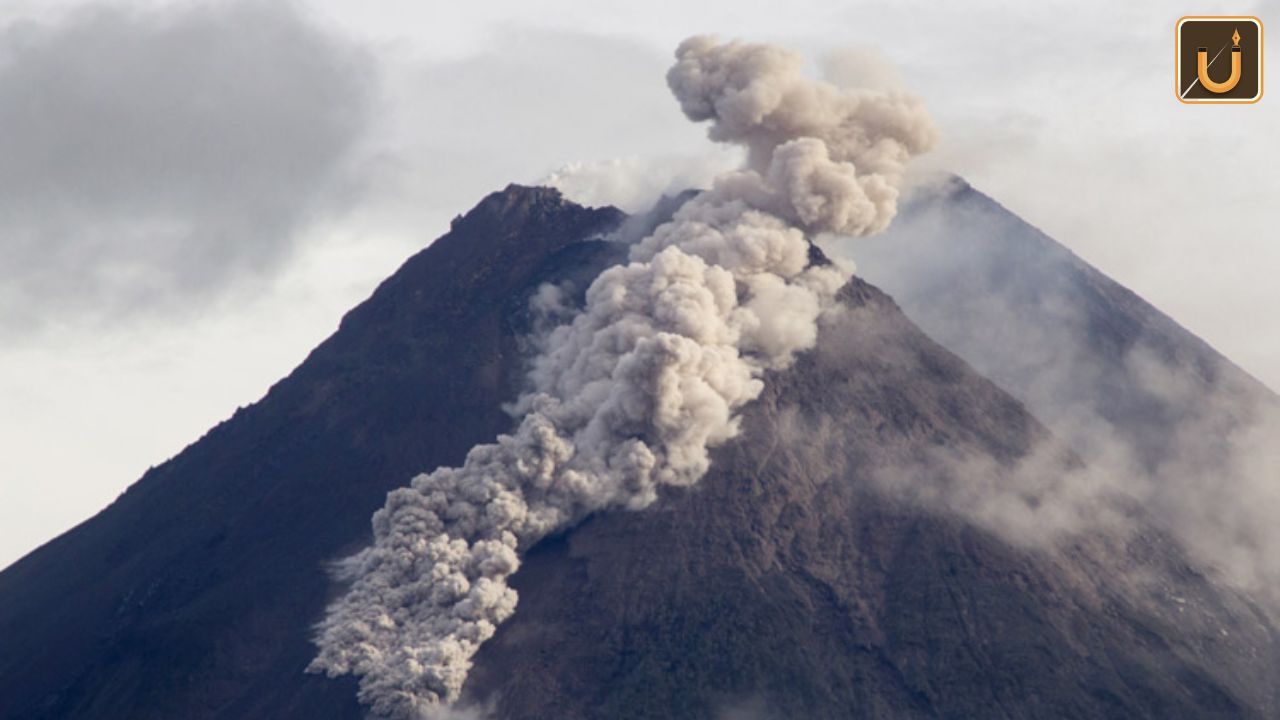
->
308, 36, 935, 718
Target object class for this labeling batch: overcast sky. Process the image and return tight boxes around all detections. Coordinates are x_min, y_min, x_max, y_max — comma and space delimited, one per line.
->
1, 0, 1277, 568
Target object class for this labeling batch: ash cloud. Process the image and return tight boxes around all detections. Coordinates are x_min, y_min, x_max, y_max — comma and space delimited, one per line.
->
0, 1, 373, 337
309, 36, 934, 718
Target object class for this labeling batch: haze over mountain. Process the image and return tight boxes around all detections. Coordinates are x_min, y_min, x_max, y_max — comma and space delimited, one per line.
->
1, 179, 1278, 719
843, 175, 1280, 600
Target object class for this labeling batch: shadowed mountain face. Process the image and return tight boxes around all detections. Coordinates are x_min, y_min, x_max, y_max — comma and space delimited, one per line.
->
1, 184, 1277, 719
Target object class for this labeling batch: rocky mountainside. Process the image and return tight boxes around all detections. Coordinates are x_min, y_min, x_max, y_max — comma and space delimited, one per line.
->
1, 184, 1277, 719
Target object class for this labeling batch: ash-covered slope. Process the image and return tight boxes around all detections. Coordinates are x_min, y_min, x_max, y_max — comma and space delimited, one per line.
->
1, 185, 1277, 719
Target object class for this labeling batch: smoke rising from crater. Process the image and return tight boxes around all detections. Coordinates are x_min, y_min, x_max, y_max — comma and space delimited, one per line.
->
308, 36, 934, 718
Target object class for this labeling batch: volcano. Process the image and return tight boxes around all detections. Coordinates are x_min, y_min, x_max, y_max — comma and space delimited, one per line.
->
1, 183, 1277, 719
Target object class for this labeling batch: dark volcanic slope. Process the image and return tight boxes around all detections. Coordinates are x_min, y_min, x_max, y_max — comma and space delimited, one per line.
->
0, 186, 623, 720
1, 185, 1277, 719
464, 277, 1280, 720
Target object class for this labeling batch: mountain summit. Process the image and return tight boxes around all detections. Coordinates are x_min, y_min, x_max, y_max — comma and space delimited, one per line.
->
0, 186, 622, 719
1, 184, 1277, 719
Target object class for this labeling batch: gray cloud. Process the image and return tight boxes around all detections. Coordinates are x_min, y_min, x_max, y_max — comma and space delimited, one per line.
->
0, 0, 373, 336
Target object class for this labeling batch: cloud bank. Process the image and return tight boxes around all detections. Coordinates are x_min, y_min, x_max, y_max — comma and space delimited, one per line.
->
0, 0, 373, 336
308, 35, 934, 718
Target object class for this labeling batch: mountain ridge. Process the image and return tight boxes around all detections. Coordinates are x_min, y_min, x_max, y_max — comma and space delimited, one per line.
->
0, 184, 621, 719
853, 175, 1277, 465
1, 182, 1277, 719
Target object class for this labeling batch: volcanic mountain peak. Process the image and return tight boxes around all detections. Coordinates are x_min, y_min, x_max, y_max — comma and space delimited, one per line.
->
450, 184, 589, 234
0, 183, 1277, 719
0, 183, 622, 720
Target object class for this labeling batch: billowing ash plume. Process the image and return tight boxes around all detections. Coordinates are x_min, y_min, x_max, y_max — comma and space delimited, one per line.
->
308, 35, 935, 718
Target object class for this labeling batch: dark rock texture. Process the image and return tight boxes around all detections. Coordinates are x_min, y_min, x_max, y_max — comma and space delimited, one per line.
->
0, 183, 1276, 719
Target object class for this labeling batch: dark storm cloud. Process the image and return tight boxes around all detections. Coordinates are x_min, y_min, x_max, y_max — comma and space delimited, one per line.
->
0, 1, 373, 335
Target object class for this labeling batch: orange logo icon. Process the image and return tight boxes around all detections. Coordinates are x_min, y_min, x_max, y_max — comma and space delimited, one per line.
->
1177, 16, 1263, 103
